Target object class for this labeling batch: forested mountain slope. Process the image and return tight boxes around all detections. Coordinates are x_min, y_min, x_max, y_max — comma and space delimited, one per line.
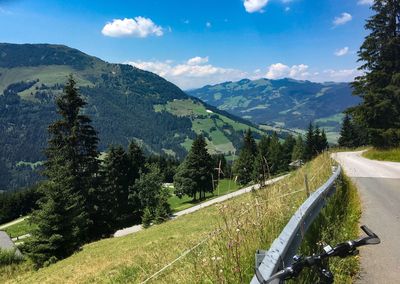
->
188, 78, 360, 140
0, 43, 263, 190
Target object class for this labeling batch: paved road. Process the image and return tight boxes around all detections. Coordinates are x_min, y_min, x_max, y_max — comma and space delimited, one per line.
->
333, 151, 400, 284
114, 175, 287, 237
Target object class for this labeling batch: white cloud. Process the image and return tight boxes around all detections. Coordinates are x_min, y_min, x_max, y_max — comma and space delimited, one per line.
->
206, 22, 212, 28
102, 17, 163, 38
263, 63, 361, 82
334, 47, 349, 56
358, 0, 373, 5
322, 68, 362, 81
333, 13, 352, 26
128, 57, 246, 89
244, 0, 269, 13
187, 56, 209, 65
265, 63, 310, 80
285, 7, 291, 12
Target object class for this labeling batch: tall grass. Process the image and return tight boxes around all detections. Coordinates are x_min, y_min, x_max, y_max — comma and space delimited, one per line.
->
0, 249, 23, 267
293, 174, 361, 283
362, 148, 400, 162
156, 153, 337, 283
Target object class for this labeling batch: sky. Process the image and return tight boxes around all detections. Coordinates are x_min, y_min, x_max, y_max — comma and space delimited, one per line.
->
0, 0, 374, 89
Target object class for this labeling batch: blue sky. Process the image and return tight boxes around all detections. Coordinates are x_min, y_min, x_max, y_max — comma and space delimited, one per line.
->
0, 0, 374, 89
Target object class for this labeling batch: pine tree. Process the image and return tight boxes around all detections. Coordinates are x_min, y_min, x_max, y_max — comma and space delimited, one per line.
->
350, 0, 400, 147
292, 134, 305, 161
281, 135, 296, 171
253, 135, 271, 186
313, 125, 328, 153
132, 163, 170, 225
304, 122, 315, 161
26, 76, 99, 267
233, 129, 258, 185
142, 207, 152, 228
174, 135, 214, 200
320, 129, 329, 151
268, 132, 283, 175
102, 145, 133, 229
127, 140, 145, 183
339, 114, 353, 147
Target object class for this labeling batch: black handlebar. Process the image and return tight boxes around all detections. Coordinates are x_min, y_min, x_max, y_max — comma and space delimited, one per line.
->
257, 225, 380, 283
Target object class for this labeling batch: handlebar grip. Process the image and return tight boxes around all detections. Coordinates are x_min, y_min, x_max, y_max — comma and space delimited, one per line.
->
361, 225, 375, 237
360, 225, 380, 245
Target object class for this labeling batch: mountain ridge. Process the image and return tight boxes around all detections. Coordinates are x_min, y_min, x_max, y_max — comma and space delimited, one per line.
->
188, 77, 360, 139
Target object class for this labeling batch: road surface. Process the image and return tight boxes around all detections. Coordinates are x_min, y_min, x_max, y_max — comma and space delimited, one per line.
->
333, 151, 400, 284
114, 175, 287, 237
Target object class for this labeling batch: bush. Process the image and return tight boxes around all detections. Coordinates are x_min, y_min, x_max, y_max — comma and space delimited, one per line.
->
142, 208, 153, 229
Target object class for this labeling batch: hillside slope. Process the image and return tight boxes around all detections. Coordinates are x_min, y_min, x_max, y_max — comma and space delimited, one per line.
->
0, 43, 263, 190
2, 155, 334, 284
188, 78, 360, 138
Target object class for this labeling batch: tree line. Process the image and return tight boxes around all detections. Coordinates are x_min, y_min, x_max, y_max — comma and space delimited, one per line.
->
231, 124, 328, 186
23, 77, 177, 267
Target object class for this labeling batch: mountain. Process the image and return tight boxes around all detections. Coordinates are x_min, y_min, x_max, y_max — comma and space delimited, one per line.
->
188, 78, 361, 141
0, 43, 264, 191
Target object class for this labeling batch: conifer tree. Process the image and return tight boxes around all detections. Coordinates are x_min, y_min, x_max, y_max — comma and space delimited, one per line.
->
281, 134, 296, 171
102, 145, 133, 229
141, 207, 152, 228
26, 76, 99, 267
268, 132, 283, 175
127, 140, 145, 183
350, 0, 400, 147
130, 163, 171, 226
174, 135, 214, 200
292, 134, 305, 161
304, 122, 315, 161
233, 129, 258, 185
320, 129, 329, 151
253, 135, 271, 186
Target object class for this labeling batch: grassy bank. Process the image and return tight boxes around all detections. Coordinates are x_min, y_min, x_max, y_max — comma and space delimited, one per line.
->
2, 153, 359, 283
294, 173, 361, 283
362, 148, 400, 162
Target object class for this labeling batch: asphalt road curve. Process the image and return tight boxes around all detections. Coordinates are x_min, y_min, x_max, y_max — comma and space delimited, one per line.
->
333, 151, 400, 284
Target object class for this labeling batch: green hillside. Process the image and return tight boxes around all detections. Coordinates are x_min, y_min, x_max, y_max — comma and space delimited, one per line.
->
0, 43, 263, 191
188, 78, 360, 142
1, 153, 359, 283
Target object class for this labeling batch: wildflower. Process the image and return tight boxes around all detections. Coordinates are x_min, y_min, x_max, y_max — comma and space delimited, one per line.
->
219, 269, 223, 273
217, 257, 222, 261
211, 256, 216, 261
236, 228, 240, 232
